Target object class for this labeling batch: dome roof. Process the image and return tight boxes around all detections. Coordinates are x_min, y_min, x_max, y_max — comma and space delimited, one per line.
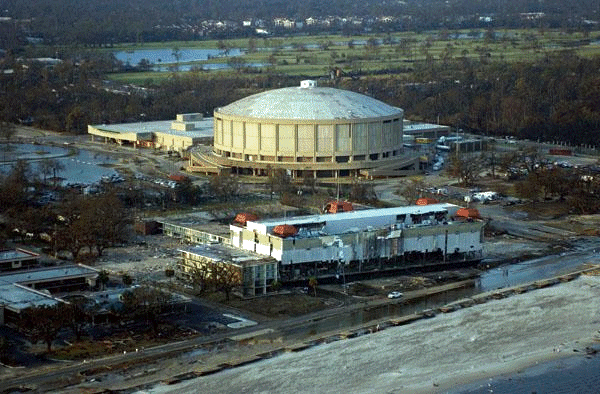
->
216, 81, 403, 121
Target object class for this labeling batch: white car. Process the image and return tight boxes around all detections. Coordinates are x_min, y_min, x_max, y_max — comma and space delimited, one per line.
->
387, 291, 403, 299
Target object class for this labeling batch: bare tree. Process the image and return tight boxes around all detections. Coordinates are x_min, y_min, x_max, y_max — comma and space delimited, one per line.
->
397, 178, 426, 205
0, 121, 16, 143
208, 173, 241, 200
19, 305, 64, 352
208, 262, 242, 302
447, 153, 485, 186
121, 285, 172, 334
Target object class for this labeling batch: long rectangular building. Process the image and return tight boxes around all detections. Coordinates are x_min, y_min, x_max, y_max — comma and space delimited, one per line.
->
230, 204, 484, 282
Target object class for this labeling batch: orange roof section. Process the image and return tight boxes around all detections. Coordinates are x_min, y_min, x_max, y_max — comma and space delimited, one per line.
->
455, 208, 481, 219
273, 224, 298, 238
233, 213, 259, 226
324, 201, 354, 214
416, 197, 439, 206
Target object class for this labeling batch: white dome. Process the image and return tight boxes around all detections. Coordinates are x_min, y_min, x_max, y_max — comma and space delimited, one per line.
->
216, 83, 403, 121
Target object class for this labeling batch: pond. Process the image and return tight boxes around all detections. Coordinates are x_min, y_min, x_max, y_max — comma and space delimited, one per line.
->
0, 144, 119, 187
114, 47, 244, 67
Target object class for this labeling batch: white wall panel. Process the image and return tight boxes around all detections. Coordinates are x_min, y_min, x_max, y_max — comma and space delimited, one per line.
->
232, 121, 244, 149
297, 124, 314, 153
223, 119, 232, 147
261, 124, 276, 153
245, 122, 259, 150
353, 122, 368, 151
316, 124, 333, 153
278, 124, 295, 152
335, 124, 351, 152
368, 122, 381, 151
382, 121, 393, 147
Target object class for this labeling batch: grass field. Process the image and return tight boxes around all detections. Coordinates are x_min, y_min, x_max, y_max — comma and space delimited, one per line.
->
106, 29, 600, 84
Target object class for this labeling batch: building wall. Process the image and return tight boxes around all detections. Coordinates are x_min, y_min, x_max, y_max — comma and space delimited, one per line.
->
179, 250, 276, 297
162, 222, 230, 245
212, 113, 404, 171
236, 221, 484, 267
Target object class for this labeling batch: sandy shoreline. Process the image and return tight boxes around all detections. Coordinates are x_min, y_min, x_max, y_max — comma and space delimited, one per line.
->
134, 275, 600, 394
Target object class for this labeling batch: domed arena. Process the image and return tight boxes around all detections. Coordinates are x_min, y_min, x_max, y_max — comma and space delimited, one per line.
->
189, 80, 420, 178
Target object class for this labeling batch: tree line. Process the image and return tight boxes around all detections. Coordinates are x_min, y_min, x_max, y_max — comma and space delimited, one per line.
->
8, 284, 177, 354
2, 42, 600, 147
3, 0, 598, 47
0, 160, 130, 260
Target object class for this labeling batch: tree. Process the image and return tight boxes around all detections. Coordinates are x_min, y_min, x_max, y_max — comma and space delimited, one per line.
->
88, 192, 130, 256
59, 301, 89, 341
208, 173, 241, 200
171, 46, 181, 72
208, 262, 242, 302
38, 158, 64, 185
271, 280, 282, 292
97, 270, 110, 290
267, 167, 293, 198
122, 273, 133, 286
19, 305, 64, 352
308, 277, 318, 297
120, 285, 172, 334
447, 152, 485, 186
227, 56, 246, 73
397, 178, 427, 205
349, 180, 377, 203
189, 265, 210, 293
0, 121, 16, 143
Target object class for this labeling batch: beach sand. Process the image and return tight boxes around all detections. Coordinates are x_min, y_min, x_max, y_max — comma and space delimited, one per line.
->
140, 275, 600, 394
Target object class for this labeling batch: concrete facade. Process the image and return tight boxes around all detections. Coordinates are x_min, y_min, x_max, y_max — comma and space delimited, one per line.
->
190, 81, 421, 178
179, 244, 277, 297
230, 204, 484, 282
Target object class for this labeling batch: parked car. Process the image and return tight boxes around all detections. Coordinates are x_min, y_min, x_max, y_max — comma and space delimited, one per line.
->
387, 291, 403, 299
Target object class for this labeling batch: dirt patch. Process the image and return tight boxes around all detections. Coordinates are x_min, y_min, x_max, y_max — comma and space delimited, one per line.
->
510, 200, 571, 220
205, 292, 329, 319
346, 270, 481, 297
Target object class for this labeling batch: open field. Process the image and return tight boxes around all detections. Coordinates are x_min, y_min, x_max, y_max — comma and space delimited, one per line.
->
106, 29, 600, 84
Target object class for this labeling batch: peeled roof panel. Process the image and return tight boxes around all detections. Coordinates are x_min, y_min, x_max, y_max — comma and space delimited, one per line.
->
217, 87, 403, 120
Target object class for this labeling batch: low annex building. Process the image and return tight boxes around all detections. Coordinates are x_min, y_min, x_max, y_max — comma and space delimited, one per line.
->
0, 248, 40, 272
0, 264, 99, 324
88, 113, 212, 156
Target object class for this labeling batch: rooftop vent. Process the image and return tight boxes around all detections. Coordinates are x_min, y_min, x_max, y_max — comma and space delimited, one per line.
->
300, 79, 317, 88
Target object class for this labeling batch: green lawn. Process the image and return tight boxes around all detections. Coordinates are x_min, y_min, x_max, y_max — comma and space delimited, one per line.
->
105, 29, 600, 84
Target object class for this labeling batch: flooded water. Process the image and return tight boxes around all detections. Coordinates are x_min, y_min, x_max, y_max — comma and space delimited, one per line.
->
155, 62, 267, 72
0, 143, 118, 186
279, 239, 600, 339
452, 347, 600, 394
114, 48, 243, 67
